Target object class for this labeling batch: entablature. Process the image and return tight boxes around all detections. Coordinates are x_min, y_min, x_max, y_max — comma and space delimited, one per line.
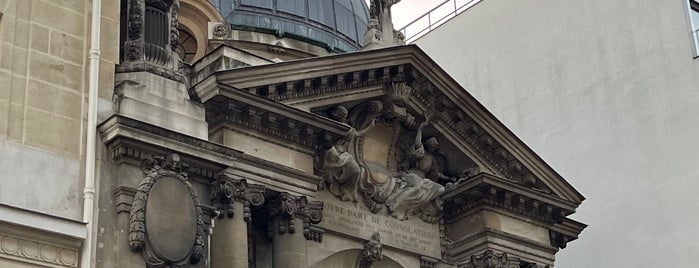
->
98, 115, 323, 197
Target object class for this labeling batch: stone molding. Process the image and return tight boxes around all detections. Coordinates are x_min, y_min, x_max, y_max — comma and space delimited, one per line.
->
442, 173, 576, 225
100, 115, 324, 189
0, 233, 79, 267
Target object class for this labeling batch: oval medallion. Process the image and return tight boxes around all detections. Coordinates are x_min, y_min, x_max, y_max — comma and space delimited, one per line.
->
145, 176, 197, 262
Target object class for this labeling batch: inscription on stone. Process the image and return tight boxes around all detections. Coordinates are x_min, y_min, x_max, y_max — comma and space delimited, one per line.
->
317, 192, 441, 258
145, 176, 197, 262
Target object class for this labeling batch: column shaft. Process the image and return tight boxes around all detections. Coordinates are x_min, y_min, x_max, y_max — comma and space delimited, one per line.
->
211, 202, 248, 268
272, 218, 307, 268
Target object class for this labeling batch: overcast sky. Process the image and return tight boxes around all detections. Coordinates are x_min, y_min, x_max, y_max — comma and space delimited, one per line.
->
364, 0, 456, 33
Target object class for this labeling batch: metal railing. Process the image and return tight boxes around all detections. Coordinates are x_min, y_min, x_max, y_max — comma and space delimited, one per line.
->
398, 0, 483, 44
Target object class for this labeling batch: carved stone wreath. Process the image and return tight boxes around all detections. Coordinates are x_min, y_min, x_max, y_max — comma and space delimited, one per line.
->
128, 154, 206, 267
212, 23, 229, 38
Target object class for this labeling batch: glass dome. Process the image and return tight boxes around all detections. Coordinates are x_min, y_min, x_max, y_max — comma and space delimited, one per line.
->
208, 0, 369, 52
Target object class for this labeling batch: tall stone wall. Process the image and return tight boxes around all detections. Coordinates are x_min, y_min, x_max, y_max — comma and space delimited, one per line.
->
0, 0, 118, 220
416, 0, 699, 266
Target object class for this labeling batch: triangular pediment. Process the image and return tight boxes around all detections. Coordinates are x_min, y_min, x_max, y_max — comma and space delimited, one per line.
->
192, 45, 584, 207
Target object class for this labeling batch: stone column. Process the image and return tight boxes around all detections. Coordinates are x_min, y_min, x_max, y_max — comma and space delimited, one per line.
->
210, 177, 265, 268
268, 193, 324, 268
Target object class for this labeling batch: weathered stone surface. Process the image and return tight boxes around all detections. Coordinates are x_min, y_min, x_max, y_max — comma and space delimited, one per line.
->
144, 176, 197, 262
317, 191, 441, 259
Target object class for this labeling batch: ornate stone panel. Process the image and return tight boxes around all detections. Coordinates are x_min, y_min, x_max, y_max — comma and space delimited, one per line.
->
128, 154, 206, 266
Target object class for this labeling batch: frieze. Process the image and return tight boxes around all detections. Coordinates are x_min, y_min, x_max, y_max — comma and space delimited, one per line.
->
101, 115, 323, 186
459, 250, 518, 268
0, 233, 79, 267
128, 154, 206, 266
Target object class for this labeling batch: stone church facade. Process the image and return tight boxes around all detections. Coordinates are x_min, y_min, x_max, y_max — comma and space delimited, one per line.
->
0, 0, 585, 267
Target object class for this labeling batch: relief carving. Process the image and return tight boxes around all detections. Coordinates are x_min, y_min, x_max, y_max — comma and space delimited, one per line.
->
316, 98, 447, 223
128, 154, 205, 266
460, 250, 518, 268
317, 106, 376, 203
357, 232, 383, 268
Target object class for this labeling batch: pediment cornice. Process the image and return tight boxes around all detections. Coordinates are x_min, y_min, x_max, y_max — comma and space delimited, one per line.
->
191, 45, 584, 205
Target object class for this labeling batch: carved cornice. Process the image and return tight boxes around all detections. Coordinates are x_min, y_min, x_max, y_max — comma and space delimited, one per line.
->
0, 233, 79, 267
192, 45, 584, 204
99, 115, 324, 188
442, 173, 576, 225
267, 193, 324, 241
211, 176, 265, 222
202, 84, 351, 151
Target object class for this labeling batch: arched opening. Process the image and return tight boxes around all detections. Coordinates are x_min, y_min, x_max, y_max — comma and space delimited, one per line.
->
177, 0, 225, 63
314, 249, 405, 268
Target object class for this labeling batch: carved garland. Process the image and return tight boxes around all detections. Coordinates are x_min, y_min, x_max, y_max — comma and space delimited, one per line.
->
126, 0, 144, 60
128, 154, 206, 265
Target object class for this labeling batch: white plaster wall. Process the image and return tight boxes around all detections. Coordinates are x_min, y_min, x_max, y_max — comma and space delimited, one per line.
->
0, 138, 81, 220
416, 0, 699, 267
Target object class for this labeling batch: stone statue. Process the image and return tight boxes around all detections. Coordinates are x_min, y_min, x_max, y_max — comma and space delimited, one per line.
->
406, 113, 455, 184
318, 106, 376, 202
365, 0, 404, 48
385, 113, 445, 220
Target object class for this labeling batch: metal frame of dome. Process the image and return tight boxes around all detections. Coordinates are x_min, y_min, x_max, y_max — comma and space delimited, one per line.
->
207, 0, 369, 52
